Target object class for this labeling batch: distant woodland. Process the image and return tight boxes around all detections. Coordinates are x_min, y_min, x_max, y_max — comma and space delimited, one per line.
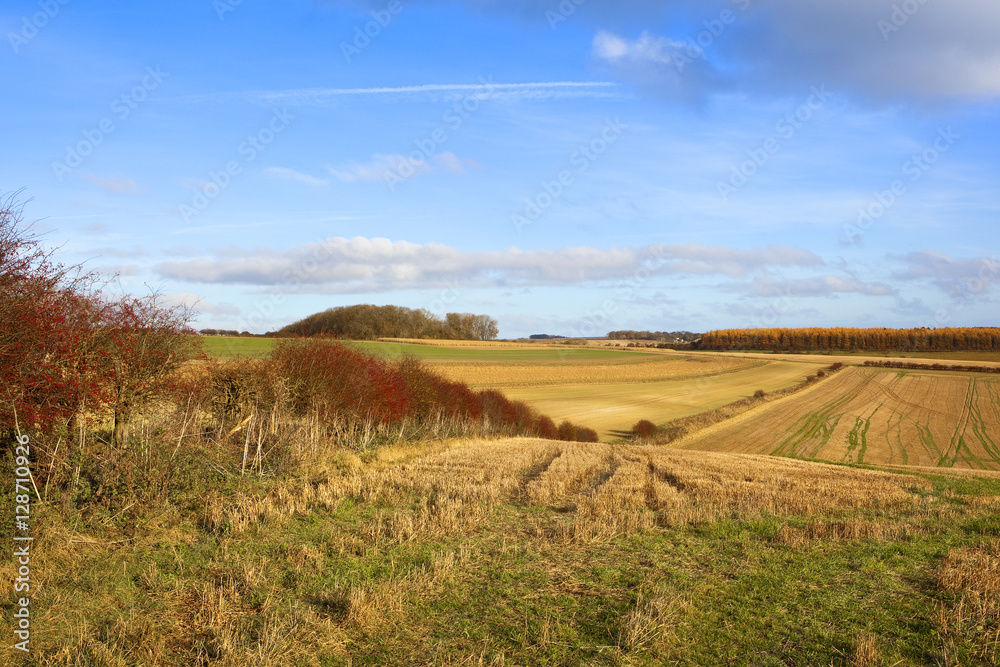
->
696, 327, 1000, 352
270, 304, 500, 341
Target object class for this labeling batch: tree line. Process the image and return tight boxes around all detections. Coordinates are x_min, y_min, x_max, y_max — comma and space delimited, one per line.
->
862, 360, 1000, 374
696, 327, 1000, 352
273, 304, 499, 341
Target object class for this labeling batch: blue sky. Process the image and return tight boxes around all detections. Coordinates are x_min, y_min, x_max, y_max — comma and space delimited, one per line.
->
3, 0, 998, 338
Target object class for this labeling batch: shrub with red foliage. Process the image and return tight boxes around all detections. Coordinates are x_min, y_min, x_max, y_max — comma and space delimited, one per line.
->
1, 198, 196, 440
632, 419, 658, 439
576, 427, 600, 443
478, 389, 518, 430
535, 416, 558, 439
202, 339, 601, 447
272, 340, 416, 425
99, 293, 199, 445
557, 420, 577, 442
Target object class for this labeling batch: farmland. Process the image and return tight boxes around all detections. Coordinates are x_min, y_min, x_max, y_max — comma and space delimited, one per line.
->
21, 436, 1000, 665
676, 365, 1000, 470
12, 334, 1000, 665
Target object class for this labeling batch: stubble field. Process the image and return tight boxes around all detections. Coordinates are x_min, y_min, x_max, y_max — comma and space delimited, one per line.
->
23, 435, 1000, 665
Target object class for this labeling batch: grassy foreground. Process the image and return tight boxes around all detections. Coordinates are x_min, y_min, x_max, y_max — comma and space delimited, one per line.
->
7, 436, 1000, 666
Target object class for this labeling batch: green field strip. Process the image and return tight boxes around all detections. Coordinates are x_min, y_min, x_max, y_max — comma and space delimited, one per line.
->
966, 383, 1000, 467
941, 379, 976, 468
354, 341, 636, 362
844, 405, 876, 465
770, 371, 873, 458
888, 410, 909, 466
954, 436, 987, 470
806, 414, 842, 460
915, 423, 944, 465
769, 393, 853, 457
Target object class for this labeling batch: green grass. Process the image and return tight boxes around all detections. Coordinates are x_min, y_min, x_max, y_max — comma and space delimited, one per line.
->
354, 341, 634, 362
198, 336, 636, 363
198, 335, 277, 359
16, 444, 1000, 666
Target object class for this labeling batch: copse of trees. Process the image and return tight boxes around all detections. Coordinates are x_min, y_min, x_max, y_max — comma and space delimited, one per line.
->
273, 304, 499, 341
696, 327, 1000, 352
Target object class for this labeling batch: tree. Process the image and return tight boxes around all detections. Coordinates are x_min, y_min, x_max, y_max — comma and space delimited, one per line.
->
98, 291, 198, 446
0, 194, 199, 444
471, 314, 499, 341
0, 194, 106, 435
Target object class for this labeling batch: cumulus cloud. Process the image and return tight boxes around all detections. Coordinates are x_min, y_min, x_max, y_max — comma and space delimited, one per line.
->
163, 292, 242, 318
264, 167, 327, 186
727, 275, 898, 298
154, 238, 822, 293
592, 30, 723, 104
893, 250, 1000, 296
584, 0, 1000, 103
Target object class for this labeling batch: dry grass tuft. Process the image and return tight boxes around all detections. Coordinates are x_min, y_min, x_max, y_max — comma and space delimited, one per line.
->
849, 630, 880, 667
935, 540, 1000, 663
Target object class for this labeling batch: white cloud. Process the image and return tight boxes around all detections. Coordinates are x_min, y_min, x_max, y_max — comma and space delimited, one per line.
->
179, 81, 620, 106
326, 151, 479, 184
154, 238, 824, 293
163, 292, 241, 318
81, 174, 142, 194
894, 251, 1000, 296
264, 167, 327, 187
589, 1, 1000, 103
729, 275, 898, 298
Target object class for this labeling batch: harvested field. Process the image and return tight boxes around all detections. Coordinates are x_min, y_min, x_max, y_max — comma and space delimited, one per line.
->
676, 366, 1000, 470
430, 354, 761, 386
459, 359, 829, 440
26, 435, 1000, 665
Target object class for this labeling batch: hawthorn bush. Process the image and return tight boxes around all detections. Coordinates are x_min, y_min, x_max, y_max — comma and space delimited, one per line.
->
535, 416, 558, 440
1, 197, 198, 449
557, 420, 577, 442
632, 419, 659, 439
